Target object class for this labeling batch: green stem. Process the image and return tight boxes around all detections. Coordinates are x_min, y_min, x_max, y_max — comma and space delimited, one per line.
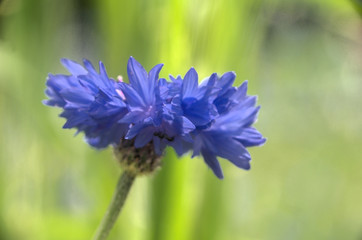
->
93, 170, 136, 240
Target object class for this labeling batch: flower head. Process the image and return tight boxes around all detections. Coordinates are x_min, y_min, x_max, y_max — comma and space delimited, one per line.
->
44, 57, 265, 179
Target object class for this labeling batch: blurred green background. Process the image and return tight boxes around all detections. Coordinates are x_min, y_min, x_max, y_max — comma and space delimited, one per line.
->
1, 0, 362, 239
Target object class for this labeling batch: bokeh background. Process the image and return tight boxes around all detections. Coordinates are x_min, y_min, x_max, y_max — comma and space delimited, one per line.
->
1, 0, 362, 239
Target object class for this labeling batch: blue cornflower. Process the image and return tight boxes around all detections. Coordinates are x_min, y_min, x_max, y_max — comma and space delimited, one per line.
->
44, 57, 265, 179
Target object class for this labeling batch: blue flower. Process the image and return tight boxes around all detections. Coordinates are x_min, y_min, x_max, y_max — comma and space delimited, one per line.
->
43, 59, 129, 148
44, 57, 265, 179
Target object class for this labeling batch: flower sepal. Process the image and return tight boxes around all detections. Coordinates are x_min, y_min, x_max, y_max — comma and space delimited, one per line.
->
113, 140, 162, 176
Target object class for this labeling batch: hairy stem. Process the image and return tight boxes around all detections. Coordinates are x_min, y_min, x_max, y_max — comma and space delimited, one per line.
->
93, 171, 136, 240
